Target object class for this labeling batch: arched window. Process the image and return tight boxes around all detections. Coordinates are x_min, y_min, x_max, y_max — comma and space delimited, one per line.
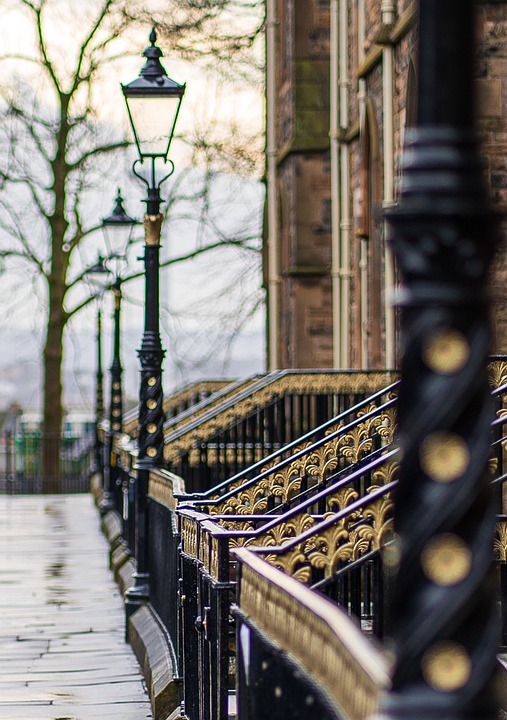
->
406, 54, 418, 128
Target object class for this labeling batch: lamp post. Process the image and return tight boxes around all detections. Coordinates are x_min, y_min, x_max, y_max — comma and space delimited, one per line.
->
87, 256, 110, 500
102, 190, 135, 513
121, 27, 185, 620
374, 1, 500, 718
95, 304, 104, 476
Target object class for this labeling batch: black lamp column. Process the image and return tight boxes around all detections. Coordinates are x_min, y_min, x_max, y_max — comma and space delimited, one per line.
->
375, 1, 500, 718
95, 306, 105, 478
121, 29, 185, 625
108, 277, 124, 512
99, 190, 135, 514
124, 211, 165, 619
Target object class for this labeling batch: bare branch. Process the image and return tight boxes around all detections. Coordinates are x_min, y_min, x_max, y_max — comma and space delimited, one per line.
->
31, 0, 61, 96
0, 214, 47, 275
65, 291, 100, 320
69, 0, 114, 96
120, 237, 259, 285
68, 140, 130, 171
7, 104, 52, 164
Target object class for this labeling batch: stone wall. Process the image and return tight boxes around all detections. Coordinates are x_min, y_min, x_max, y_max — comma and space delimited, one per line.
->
476, 3, 507, 352
268, 1, 507, 369
275, 0, 333, 368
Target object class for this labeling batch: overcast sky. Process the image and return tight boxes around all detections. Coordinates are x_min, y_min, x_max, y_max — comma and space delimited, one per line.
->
0, 0, 266, 415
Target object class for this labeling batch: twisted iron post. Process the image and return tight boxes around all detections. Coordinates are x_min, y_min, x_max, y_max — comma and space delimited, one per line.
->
375, 1, 501, 717
109, 277, 124, 511
125, 207, 166, 626
95, 306, 104, 479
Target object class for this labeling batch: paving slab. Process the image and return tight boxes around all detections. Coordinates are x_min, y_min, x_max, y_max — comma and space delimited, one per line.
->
0, 493, 152, 719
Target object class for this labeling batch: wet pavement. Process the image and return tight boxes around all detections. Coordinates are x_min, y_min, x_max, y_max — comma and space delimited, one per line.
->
0, 493, 152, 719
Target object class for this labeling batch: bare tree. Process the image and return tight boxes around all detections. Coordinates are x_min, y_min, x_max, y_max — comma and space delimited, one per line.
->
127, 0, 264, 83
0, 0, 265, 480
0, 0, 136, 479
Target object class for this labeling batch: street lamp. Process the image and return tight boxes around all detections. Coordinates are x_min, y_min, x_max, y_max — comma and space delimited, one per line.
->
378, 1, 500, 718
122, 27, 185, 467
87, 256, 109, 482
102, 190, 135, 512
121, 27, 185, 622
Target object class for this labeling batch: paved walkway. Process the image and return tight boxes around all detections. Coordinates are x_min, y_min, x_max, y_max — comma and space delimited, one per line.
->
0, 493, 152, 719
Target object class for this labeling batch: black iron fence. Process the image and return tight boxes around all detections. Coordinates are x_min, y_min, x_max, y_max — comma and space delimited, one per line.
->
97, 361, 507, 720
0, 430, 94, 494
164, 370, 398, 493
233, 547, 390, 720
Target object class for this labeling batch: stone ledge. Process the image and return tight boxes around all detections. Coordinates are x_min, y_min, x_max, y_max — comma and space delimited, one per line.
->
101, 509, 123, 549
129, 604, 180, 720
495, 655, 507, 716
111, 540, 131, 575
117, 557, 136, 596
90, 473, 103, 500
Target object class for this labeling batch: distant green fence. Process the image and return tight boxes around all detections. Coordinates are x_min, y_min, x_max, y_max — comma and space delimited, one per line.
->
0, 430, 95, 494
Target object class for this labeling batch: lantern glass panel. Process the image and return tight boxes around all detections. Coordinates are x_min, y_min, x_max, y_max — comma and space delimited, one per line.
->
126, 95, 181, 158
103, 223, 133, 260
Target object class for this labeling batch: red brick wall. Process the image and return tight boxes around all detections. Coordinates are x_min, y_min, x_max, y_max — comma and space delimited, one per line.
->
269, 1, 507, 369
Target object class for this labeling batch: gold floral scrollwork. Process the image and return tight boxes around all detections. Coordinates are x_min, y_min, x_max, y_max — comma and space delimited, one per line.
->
164, 372, 397, 462
327, 486, 360, 513
181, 516, 198, 559
303, 520, 353, 578
489, 457, 499, 476
209, 476, 245, 505
304, 442, 340, 486
371, 460, 399, 487
253, 513, 316, 549
377, 407, 397, 443
207, 447, 219, 465
489, 361, 507, 390
188, 447, 200, 466
264, 493, 394, 583
264, 548, 313, 584
209, 440, 314, 514
210, 536, 220, 580
202, 399, 398, 516
218, 519, 255, 532
335, 404, 389, 464
494, 521, 507, 562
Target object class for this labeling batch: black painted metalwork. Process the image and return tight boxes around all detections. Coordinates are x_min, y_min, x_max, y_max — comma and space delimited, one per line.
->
100, 191, 133, 506
121, 30, 185, 623
94, 306, 104, 478
146, 496, 179, 641
137, 224, 166, 470
121, 28, 185, 165
175, 372, 507, 720
176, 384, 400, 720
108, 277, 123, 513
377, 1, 501, 716
166, 370, 397, 493
95, 360, 507, 718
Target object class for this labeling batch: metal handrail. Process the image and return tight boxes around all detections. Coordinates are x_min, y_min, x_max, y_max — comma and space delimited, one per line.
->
177, 380, 399, 502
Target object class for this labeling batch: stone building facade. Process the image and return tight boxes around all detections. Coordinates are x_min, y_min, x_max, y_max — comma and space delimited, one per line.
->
264, 1, 507, 370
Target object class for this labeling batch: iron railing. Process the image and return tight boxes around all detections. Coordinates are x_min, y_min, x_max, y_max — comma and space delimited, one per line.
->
164, 370, 397, 493
98, 361, 507, 720
233, 547, 390, 720
0, 430, 94, 494
174, 373, 507, 720
122, 378, 241, 438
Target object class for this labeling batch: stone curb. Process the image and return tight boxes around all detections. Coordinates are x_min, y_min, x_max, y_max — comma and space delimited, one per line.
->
101, 510, 123, 548
111, 540, 132, 574
93, 488, 179, 720
129, 604, 180, 720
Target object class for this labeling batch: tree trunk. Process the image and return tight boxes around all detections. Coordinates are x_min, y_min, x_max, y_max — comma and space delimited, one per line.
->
43, 103, 70, 491
41, 285, 66, 491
